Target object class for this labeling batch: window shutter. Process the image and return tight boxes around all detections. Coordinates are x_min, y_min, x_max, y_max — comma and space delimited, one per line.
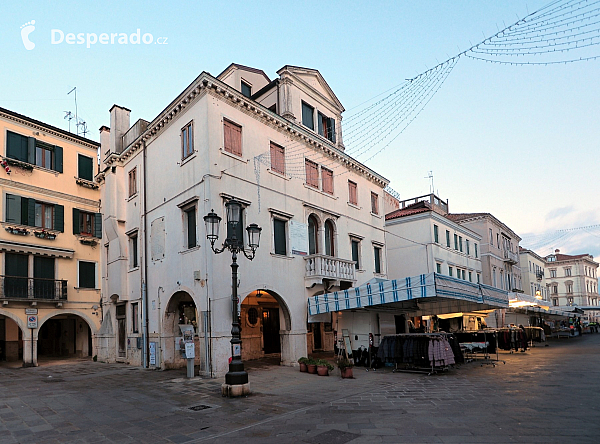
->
329, 118, 336, 143
78, 155, 93, 181
186, 208, 196, 248
305, 160, 318, 188
351, 240, 359, 269
72, 208, 80, 234
54, 145, 63, 173
6, 131, 29, 162
224, 120, 242, 156
5, 194, 22, 224
94, 213, 103, 238
28, 198, 36, 227
27, 137, 36, 164
274, 219, 287, 255
54, 204, 64, 232
318, 112, 324, 136
79, 261, 96, 289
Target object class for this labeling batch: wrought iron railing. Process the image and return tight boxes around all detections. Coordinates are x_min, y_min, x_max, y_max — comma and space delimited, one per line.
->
0, 276, 67, 300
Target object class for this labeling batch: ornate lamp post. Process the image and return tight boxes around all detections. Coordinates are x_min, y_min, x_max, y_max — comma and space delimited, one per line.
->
204, 199, 261, 396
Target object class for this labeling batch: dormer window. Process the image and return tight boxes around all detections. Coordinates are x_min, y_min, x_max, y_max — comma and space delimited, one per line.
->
241, 80, 252, 98
318, 112, 336, 143
302, 101, 314, 130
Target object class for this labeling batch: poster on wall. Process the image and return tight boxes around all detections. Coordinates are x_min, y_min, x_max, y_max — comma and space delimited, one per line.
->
289, 220, 308, 255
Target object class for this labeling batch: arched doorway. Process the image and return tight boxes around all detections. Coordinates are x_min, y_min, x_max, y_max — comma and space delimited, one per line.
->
240, 289, 291, 365
163, 291, 201, 371
0, 314, 24, 364
38, 314, 93, 360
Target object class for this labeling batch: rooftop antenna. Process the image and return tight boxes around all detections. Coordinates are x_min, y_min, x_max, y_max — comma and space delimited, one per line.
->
425, 170, 434, 194
67, 87, 78, 135
63, 111, 74, 133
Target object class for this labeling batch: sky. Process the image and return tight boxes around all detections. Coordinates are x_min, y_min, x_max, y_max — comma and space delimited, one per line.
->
1, 0, 599, 258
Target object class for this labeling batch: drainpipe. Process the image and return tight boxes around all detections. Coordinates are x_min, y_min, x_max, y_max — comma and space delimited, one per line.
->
142, 140, 150, 368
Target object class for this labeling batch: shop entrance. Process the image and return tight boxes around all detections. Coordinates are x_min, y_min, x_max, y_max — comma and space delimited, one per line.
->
262, 308, 280, 354
0, 315, 23, 363
163, 291, 199, 370
38, 314, 92, 360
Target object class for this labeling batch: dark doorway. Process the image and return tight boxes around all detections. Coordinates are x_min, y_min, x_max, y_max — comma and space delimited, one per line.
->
313, 322, 322, 350
395, 315, 406, 333
262, 308, 281, 354
33, 256, 55, 299
0, 318, 5, 361
39, 319, 63, 356
116, 304, 126, 358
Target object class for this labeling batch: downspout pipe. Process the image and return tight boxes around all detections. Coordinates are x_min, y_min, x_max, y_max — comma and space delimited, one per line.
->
142, 140, 150, 368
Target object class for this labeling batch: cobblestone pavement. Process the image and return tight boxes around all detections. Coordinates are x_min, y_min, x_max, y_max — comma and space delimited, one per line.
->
1, 335, 599, 444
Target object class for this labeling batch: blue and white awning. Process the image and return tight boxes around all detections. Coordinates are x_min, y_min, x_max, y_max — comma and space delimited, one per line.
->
307, 272, 509, 320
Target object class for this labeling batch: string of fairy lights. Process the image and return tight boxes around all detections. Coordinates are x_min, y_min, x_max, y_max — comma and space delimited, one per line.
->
520, 225, 600, 253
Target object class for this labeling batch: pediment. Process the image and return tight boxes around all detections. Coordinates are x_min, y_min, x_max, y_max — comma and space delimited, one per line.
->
278, 65, 344, 112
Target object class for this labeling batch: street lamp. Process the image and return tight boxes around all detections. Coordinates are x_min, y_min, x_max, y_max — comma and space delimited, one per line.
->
204, 199, 261, 396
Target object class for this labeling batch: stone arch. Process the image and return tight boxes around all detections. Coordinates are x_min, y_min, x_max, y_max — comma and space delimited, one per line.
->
0, 308, 28, 337
162, 290, 201, 371
37, 311, 97, 360
324, 218, 337, 257
38, 310, 98, 337
0, 308, 27, 365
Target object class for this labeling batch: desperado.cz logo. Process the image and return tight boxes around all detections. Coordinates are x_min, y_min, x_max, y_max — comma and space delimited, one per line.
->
20, 20, 167, 50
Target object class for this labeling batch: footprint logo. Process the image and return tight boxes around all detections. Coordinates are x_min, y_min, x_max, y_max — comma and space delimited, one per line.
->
20, 20, 36, 50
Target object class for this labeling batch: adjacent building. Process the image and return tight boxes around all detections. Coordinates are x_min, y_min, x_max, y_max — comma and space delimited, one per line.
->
96, 64, 388, 376
519, 247, 549, 301
0, 107, 101, 366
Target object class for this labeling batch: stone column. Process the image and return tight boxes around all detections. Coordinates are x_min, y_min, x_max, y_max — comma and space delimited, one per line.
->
22, 333, 38, 367
279, 77, 295, 121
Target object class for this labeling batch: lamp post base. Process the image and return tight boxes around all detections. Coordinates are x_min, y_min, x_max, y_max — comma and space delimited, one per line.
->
221, 382, 250, 397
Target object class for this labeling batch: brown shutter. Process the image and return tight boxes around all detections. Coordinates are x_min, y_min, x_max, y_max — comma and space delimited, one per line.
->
322, 168, 333, 194
348, 181, 357, 205
371, 192, 379, 214
270, 142, 285, 174
224, 119, 242, 156
305, 159, 318, 188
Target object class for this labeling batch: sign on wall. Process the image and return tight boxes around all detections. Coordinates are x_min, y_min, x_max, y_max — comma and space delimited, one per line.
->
149, 342, 157, 365
289, 220, 308, 256
27, 315, 38, 329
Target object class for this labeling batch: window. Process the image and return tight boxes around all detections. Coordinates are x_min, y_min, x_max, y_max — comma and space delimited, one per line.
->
493, 269, 497, 287
185, 207, 197, 249
371, 192, 379, 215
459, 236, 463, 252
132, 303, 139, 333
454, 234, 458, 250
270, 142, 285, 175
351, 238, 360, 269
324, 220, 335, 256
496, 233, 500, 249
466, 240, 470, 255
489, 228, 493, 246
5, 131, 63, 173
247, 307, 259, 326
317, 111, 336, 143
565, 268, 572, 277
72, 209, 101, 238
477, 273, 481, 283
567, 283, 573, 294
567, 297, 573, 306
130, 233, 138, 268
223, 119, 242, 156
550, 269, 557, 278
241, 80, 252, 98
308, 215, 318, 255
305, 159, 319, 188
433, 225, 439, 243
78, 154, 94, 181
553, 298, 558, 306
475, 243, 478, 258
128, 167, 137, 197
182, 121, 194, 159
461, 270, 466, 280
445, 230, 451, 247
374, 246, 382, 274
436, 263, 442, 273
552, 284, 558, 294
78, 261, 96, 289
273, 218, 287, 255
448, 266, 453, 277
35, 202, 54, 230
301, 101, 314, 130
322, 167, 334, 195
469, 271, 472, 282
348, 181, 358, 205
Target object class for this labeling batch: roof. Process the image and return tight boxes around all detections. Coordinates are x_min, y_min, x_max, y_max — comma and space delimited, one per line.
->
216, 63, 271, 83
276, 65, 344, 112
0, 106, 100, 147
385, 200, 432, 221
447, 212, 521, 241
549, 253, 596, 263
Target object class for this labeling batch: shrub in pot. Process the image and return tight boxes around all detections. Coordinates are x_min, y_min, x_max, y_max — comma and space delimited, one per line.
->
336, 357, 354, 379
298, 357, 308, 372
316, 359, 334, 376
307, 358, 318, 374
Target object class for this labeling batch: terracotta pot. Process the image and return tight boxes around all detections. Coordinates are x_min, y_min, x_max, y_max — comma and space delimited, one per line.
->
340, 367, 354, 379
317, 365, 329, 376
299, 363, 307, 372
307, 364, 317, 374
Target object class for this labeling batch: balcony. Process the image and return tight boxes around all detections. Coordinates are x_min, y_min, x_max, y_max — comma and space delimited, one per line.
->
0, 276, 67, 302
304, 254, 356, 288
536, 271, 544, 281
503, 249, 518, 264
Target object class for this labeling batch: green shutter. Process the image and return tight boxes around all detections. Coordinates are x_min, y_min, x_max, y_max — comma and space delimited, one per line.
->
352, 241, 359, 269
72, 208, 80, 234
78, 154, 93, 181
6, 131, 29, 162
5, 194, 22, 224
27, 137, 36, 164
186, 208, 196, 248
94, 213, 102, 238
79, 261, 96, 289
329, 118, 336, 143
28, 198, 36, 227
54, 204, 64, 232
273, 219, 286, 255
317, 112, 324, 136
54, 145, 63, 173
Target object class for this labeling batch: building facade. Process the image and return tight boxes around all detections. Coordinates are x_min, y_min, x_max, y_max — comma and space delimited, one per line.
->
0, 107, 101, 366
519, 247, 549, 301
545, 250, 599, 321
385, 194, 482, 283
96, 64, 388, 376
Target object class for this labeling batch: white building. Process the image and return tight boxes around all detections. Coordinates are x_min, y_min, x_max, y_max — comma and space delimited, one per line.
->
519, 247, 549, 301
96, 64, 389, 376
385, 194, 482, 283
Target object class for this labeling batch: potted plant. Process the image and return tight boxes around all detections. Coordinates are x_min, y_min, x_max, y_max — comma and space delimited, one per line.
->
306, 358, 317, 374
298, 357, 308, 372
336, 357, 354, 379
316, 359, 334, 376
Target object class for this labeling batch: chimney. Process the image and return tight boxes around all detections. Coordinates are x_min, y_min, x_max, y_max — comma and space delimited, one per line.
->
109, 105, 131, 155
555, 249, 560, 254
99, 126, 110, 167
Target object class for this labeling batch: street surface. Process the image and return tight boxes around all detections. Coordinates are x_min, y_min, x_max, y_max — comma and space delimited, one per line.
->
1, 335, 599, 443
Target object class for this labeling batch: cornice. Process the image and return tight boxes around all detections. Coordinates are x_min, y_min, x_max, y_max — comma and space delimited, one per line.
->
0, 178, 98, 207
113, 72, 388, 188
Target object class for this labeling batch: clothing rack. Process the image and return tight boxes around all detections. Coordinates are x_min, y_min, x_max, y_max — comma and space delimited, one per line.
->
456, 329, 505, 367
378, 333, 457, 376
